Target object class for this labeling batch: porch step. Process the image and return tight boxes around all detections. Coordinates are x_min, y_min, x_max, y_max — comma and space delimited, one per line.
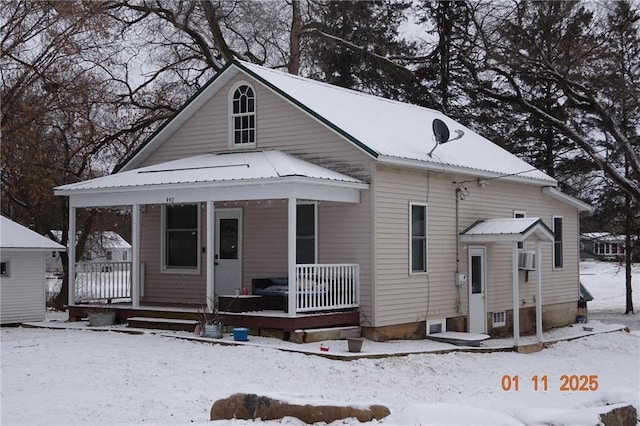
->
127, 317, 199, 332
425, 331, 490, 347
291, 326, 361, 344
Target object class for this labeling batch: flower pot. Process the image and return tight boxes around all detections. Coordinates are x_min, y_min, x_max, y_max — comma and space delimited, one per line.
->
203, 323, 223, 339
88, 311, 116, 327
347, 337, 363, 353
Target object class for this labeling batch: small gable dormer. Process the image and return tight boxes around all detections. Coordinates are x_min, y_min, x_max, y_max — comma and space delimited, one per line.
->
229, 81, 256, 149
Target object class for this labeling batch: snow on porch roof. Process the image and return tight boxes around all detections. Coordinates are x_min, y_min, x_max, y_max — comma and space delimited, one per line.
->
55, 151, 369, 207
459, 218, 554, 243
1, 216, 65, 251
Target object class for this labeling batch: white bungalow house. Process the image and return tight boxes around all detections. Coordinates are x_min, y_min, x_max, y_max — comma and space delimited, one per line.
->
55, 61, 591, 344
1, 216, 65, 324
47, 231, 132, 274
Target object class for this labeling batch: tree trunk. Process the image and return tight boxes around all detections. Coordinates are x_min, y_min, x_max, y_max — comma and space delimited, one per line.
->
288, 0, 302, 75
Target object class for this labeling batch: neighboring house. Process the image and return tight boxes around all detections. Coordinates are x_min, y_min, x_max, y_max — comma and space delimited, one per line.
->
55, 61, 591, 343
581, 232, 638, 262
1, 216, 65, 325
46, 231, 132, 274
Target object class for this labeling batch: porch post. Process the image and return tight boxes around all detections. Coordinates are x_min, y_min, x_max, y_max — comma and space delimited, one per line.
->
287, 197, 296, 317
206, 201, 215, 311
68, 205, 76, 306
512, 241, 520, 347
535, 241, 543, 342
131, 204, 140, 308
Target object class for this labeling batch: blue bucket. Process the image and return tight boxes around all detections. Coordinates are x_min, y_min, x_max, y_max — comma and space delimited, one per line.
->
233, 327, 249, 341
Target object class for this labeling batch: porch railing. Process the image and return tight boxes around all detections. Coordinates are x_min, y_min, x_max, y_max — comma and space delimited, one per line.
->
74, 261, 132, 303
295, 264, 359, 313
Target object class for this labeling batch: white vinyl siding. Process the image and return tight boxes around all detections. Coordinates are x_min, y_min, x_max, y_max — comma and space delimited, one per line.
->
0, 251, 46, 324
374, 164, 580, 328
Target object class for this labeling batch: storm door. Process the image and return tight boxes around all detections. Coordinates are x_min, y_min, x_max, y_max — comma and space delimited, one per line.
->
214, 209, 242, 295
468, 246, 487, 333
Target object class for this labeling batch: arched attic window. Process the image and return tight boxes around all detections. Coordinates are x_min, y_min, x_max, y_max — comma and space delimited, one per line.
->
229, 82, 256, 148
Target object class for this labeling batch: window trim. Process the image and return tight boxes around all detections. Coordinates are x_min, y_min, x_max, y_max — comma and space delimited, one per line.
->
426, 319, 446, 335
296, 201, 318, 265
228, 81, 257, 149
553, 215, 564, 270
409, 202, 428, 275
492, 311, 506, 327
161, 203, 201, 275
1, 260, 10, 277
513, 210, 526, 250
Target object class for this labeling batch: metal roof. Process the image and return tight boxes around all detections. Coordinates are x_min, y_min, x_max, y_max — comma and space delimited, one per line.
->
459, 218, 554, 243
55, 151, 369, 208
1, 216, 66, 251
57, 151, 364, 193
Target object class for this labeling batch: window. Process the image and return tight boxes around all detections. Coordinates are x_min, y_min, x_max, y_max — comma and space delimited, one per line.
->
410, 203, 428, 273
0, 261, 10, 277
123, 251, 128, 261
513, 210, 526, 250
426, 319, 445, 335
230, 83, 256, 147
553, 216, 563, 269
296, 203, 316, 264
106, 251, 113, 261
163, 204, 200, 272
493, 311, 506, 327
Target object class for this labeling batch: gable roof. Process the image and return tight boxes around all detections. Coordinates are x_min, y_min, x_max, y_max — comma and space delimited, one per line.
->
459, 217, 554, 243
117, 61, 555, 186
1, 216, 66, 251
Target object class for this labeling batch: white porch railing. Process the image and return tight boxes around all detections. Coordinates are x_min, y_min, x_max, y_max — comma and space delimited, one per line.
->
295, 264, 359, 313
74, 261, 132, 302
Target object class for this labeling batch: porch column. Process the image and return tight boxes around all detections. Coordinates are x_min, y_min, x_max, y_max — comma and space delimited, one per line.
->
131, 204, 140, 308
287, 197, 296, 317
535, 241, 543, 342
68, 205, 76, 306
206, 201, 215, 311
512, 241, 520, 347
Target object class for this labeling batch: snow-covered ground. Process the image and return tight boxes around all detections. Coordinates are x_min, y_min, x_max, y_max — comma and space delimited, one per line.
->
1, 261, 638, 426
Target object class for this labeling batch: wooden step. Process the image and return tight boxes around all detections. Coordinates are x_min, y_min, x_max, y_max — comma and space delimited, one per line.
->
127, 317, 199, 332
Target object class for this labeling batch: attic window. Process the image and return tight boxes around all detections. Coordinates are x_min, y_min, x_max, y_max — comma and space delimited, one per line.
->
230, 83, 256, 148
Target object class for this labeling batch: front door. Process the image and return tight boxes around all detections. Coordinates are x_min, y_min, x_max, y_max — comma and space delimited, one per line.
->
214, 209, 242, 296
468, 247, 487, 333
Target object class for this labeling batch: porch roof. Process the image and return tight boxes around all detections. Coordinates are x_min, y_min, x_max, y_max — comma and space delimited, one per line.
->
459, 217, 554, 243
55, 151, 369, 208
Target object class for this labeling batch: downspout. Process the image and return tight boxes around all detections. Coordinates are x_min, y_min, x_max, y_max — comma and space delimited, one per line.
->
455, 183, 463, 314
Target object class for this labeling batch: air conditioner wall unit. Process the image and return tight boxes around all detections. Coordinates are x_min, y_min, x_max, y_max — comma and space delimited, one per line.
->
518, 251, 536, 271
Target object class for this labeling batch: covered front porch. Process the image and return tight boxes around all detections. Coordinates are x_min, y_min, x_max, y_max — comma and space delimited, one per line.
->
56, 151, 370, 333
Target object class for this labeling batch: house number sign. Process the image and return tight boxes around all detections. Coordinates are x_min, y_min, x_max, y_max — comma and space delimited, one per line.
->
166, 197, 175, 204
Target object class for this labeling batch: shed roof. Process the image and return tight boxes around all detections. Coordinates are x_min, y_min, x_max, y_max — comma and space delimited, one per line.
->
1, 216, 66, 251
55, 151, 368, 208
57, 150, 364, 193
459, 218, 554, 243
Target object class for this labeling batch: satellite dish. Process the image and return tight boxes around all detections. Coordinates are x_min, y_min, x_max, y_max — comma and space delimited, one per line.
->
432, 118, 450, 144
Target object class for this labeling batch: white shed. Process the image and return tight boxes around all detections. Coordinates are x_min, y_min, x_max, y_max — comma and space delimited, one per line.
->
1, 216, 65, 325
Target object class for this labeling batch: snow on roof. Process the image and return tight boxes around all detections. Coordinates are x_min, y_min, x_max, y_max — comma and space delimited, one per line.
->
238, 61, 555, 185
56, 150, 365, 193
459, 217, 554, 243
1, 216, 65, 251
118, 61, 555, 186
